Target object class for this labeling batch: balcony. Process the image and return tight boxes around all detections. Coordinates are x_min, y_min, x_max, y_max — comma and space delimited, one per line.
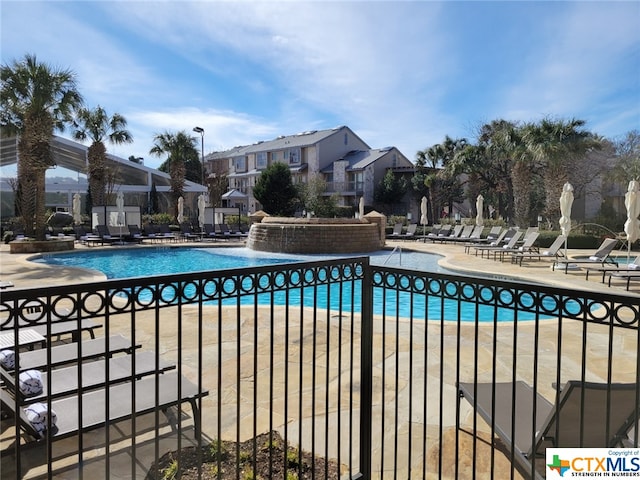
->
0, 258, 638, 478
325, 181, 364, 195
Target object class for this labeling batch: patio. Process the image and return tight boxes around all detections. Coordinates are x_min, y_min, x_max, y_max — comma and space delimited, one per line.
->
0, 240, 638, 479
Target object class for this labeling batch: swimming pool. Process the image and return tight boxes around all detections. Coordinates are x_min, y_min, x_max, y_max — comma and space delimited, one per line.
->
33, 246, 446, 279
33, 247, 552, 321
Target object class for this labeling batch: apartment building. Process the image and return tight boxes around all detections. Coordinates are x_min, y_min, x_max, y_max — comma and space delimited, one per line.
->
207, 125, 414, 214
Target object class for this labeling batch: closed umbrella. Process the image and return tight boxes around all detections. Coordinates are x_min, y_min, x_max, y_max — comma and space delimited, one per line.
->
624, 180, 640, 261
358, 197, 364, 220
177, 196, 184, 224
198, 194, 206, 228
72, 193, 82, 225
116, 191, 125, 226
559, 182, 574, 259
475, 194, 484, 227
420, 196, 428, 241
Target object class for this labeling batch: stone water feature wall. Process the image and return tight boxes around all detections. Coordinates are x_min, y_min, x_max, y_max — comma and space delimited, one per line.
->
247, 215, 385, 253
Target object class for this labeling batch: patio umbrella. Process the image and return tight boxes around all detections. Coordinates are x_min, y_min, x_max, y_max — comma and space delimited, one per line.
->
72, 193, 81, 225
177, 196, 184, 224
198, 194, 206, 228
116, 191, 125, 226
559, 182, 574, 259
358, 197, 364, 220
420, 196, 428, 241
475, 194, 484, 227
624, 180, 640, 261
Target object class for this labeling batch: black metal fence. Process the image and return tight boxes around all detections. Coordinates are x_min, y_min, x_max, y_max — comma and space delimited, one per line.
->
1, 257, 638, 479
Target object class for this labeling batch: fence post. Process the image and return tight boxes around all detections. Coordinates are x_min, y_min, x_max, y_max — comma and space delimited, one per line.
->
356, 258, 373, 480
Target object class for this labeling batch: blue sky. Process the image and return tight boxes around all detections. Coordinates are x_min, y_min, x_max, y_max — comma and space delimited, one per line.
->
1, 0, 639, 171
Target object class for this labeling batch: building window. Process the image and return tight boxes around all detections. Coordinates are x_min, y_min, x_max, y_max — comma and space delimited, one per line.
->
256, 152, 267, 169
234, 156, 246, 172
344, 133, 348, 145
287, 148, 301, 165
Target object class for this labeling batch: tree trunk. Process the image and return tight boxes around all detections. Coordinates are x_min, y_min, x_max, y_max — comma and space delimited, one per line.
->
18, 111, 54, 240
511, 161, 532, 227
88, 142, 107, 207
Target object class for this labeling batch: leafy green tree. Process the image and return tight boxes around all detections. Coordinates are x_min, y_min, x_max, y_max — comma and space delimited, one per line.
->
607, 130, 640, 184
1, 54, 83, 239
523, 117, 602, 225
374, 168, 409, 213
253, 162, 297, 215
417, 136, 466, 221
72, 105, 132, 207
149, 182, 159, 214
156, 134, 202, 183
150, 131, 198, 214
411, 151, 435, 222
297, 175, 338, 217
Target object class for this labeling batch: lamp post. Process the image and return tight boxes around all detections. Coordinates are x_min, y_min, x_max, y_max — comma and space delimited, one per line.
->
193, 126, 205, 186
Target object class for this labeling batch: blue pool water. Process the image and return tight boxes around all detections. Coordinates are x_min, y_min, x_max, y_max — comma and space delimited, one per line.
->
33, 247, 554, 322
32, 247, 446, 279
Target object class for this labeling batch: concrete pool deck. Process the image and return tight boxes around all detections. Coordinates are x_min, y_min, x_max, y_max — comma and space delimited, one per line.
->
1, 239, 638, 479
2, 237, 639, 293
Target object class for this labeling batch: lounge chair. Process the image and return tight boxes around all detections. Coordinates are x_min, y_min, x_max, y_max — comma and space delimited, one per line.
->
400, 223, 417, 240
458, 380, 640, 479
585, 255, 640, 283
472, 230, 521, 258
157, 224, 178, 242
497, 232, 540, 262
202, 223, 218, 241
221, 223, 247, 238
608, 270, 640, 290
72, 225, 90, 244
180, 222, 201, 242
96, 225, 117, 245
511, 235, 566, 267
386, 222, 403, 239
0, 301, 102, 342
466, 227, 509, 254
448, 225, 482, 243
517, 226, 539, 244
5, 335, 138, 372
552, 237, 619, 274
0, 371, 208, 443
438, 224, 464, 242
0, 351, 174, 405
443, 225, 473, 243
426, 224, 451, 241
126, 224, 146, 243
463, 226, 501, 252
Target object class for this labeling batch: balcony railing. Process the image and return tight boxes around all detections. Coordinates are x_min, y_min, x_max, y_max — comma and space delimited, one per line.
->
325, 181, 364, 194
0, 257, 638, 479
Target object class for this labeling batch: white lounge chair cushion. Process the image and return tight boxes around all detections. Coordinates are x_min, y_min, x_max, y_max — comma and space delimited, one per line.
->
24, 402, 57, 437
0, 349, 15, 369
629, 263, 639, 270
589, 256, 602, 261
18, 369, 43, 396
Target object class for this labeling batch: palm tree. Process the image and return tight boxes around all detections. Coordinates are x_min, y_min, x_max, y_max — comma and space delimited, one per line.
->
72, 105, 133, 207
150, 131, 199, 218
524, 118, 602, 225
1, 54, 83, 239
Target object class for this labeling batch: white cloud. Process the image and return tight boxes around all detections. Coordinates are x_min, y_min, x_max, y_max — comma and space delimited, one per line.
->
498, 2, 639, 134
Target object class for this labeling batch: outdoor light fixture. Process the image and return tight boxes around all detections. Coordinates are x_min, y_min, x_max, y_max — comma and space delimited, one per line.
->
193, 127, 205, 186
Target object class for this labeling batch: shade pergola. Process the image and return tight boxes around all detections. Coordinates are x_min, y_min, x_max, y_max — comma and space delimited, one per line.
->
0, 135, 206, 195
